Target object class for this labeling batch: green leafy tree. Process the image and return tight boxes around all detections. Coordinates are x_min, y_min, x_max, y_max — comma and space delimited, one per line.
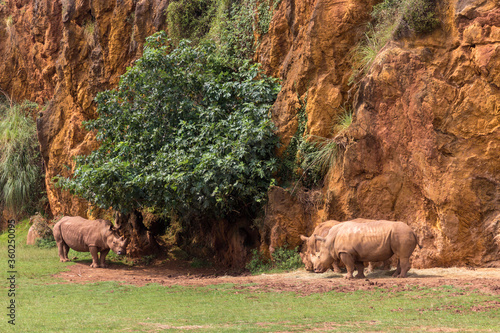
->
60, 31, 280, 220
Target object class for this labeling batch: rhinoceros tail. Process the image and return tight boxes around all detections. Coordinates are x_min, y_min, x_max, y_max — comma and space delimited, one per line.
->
413, 232, 423, 249
53, 222, 62, 242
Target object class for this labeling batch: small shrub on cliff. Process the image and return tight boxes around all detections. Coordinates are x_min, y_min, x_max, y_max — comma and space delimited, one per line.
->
298, 137, 338, 188
400, 0, 440, 34
59, 31, 280, 221
0, 101, 44, 217
348, 22, 394, 85
83, 20, 96, 45
373, 0, 439, 36
281, 103, 350, 189
349, 0, 439, 84
167, 0, 279, 64
166, 0, 216, 43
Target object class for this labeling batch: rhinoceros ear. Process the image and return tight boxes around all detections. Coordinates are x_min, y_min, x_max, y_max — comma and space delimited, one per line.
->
314, 235, 326, 243
300, 235, 309, 242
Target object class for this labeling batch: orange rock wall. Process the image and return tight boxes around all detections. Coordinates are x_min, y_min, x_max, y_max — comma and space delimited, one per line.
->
0, 0, 168, 217
257, 0, 500, 267
341, 1, 500, 267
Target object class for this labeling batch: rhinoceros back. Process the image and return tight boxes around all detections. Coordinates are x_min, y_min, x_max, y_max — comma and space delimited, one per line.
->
53, 216, 111, 252
334, 220, 416, 262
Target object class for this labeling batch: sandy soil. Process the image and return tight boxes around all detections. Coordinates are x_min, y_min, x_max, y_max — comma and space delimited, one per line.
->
55, 260, 500, 296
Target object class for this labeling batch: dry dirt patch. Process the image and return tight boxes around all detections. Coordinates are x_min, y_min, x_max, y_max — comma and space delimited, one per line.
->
55, 261, 500, 295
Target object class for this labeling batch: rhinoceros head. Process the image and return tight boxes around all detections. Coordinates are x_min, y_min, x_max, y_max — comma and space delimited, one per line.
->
312, 236, 333, 273
107, 230, 128, 255
299, 235, 315, 271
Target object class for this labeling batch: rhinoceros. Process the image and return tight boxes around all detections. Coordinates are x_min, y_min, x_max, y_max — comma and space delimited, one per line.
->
300, 220, 343, 272
53, 216, 128, 268
302, 219, 392, 274
313, 219, 420, 279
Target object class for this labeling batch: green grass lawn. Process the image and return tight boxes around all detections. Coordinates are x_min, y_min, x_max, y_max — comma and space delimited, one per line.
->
1, 219, 499, 332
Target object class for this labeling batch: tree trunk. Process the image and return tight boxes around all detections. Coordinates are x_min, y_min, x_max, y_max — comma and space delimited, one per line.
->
114, 210, 159, 257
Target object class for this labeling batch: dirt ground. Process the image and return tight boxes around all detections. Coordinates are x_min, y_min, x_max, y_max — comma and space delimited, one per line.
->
55, 260, 500, 296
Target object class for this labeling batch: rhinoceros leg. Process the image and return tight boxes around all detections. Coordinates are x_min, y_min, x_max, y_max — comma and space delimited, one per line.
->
332, 259, 343, 273
394, 257, 411, 278
54, 228, 70, 262
56, 240, 70, 262
339, 253, 356, 279
366, 262, 376, 273
61, 243, 70, 261
99, 249, 110, 268
392, 260, 401, 277
354, 262, 365, 278
89, 246, 100, 268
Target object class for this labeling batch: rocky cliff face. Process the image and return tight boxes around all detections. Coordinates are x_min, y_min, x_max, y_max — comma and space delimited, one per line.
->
257, 0, 500, 267
0, 0, 168, 217
1, 0, 499, 267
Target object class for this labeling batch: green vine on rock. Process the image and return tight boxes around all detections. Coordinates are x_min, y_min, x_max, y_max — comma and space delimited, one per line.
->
278, 92, 308, 184
166, 0, 280, 65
